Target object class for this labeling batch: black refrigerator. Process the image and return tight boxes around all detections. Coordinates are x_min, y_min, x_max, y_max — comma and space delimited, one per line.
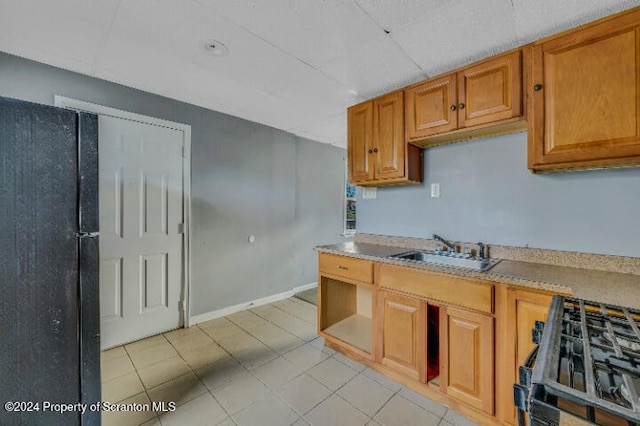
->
0, 96, 101, 426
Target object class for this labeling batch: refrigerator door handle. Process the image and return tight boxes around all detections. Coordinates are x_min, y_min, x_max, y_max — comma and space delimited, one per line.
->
76, 232, 100, 238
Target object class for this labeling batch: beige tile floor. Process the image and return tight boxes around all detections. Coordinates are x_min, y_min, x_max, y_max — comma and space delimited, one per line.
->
101, 297, 478, 426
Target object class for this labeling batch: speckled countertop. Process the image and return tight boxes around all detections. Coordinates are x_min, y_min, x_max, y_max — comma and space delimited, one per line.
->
316, 241, 640, 310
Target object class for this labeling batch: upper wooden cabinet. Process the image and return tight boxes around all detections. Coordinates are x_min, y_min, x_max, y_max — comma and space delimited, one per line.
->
348, 101, 374, 182
528, 8, 640, 172
405, 74, 458, 138
348, 91, 422, 186
406, 50, 524, 146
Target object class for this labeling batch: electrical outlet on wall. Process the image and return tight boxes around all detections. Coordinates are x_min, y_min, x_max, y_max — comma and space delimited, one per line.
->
430, 183, 440, 198
362, 187, 377, 199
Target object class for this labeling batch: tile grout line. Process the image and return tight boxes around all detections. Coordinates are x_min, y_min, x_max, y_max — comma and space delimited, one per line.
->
216, 310, 332, 423
122, 344, 161, 426
184, 311, 328, 423
268, 299, 317, 326
102, 298, 468, 426
211, 305, 337, 424
249, 303, 317, 335
161, 326, 248, 425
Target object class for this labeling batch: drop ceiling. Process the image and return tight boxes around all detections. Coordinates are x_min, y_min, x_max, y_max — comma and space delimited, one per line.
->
1, 0, 639, 149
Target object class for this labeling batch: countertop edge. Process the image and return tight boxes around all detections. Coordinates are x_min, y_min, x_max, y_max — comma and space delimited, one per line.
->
316, 244, 617, 299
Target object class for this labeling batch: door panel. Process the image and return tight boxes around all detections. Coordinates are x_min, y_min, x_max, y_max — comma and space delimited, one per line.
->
100, 257, 123, 319
514, 294, 552, 370
378, 291, 425, 380
441, 306, 494, 414
141, 253, 168, 310
348, 101, 374, 183
142, 171, 169, 235
405, 74, 458, 139
503, 289, 554, 424
374, 91, 405, 180
459, 51, 522, 128
528, 13, 640, 170
99, 115, 184, 348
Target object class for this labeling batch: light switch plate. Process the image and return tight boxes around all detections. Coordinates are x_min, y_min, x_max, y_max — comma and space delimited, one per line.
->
362, 187, 377, 199
431, 183, 440, 198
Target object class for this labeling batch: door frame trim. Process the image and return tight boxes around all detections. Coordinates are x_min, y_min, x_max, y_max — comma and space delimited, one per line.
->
54, 95, 193, 328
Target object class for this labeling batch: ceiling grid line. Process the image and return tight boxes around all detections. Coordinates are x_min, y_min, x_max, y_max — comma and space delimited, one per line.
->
2, 0, 640, 148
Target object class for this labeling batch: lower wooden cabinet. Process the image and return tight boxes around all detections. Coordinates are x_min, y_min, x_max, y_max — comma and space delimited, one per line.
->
376, 290, 425, 381
440, 306, 494, 415
499, 288, 554, 424
318, 254, 374, 359
511, 290, 553, 371
318, 253, 563, 425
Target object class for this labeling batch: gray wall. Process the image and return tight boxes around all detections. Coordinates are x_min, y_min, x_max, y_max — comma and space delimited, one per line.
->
0, 52, 346, 316
358, 132, 640, 258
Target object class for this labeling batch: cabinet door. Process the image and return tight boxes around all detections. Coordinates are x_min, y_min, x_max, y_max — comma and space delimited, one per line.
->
529, 10, 640, 171
374, 91, 405, 180
377, 291, 425, 381
511, 290, 552, 376
440, 306, 494, 414
348, 101, 374, 184
458, 51, 522, 129
500, 288, 554, 425
405, 74, 458, 139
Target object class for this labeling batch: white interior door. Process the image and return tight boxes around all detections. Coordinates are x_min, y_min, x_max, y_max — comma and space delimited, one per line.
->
99, 115, 184, 349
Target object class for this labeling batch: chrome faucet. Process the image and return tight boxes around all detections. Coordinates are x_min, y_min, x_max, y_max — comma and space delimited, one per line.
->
433, 234, 456, 252
477, 242, 485, 260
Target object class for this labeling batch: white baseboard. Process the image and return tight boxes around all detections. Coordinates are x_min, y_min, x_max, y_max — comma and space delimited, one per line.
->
189, 282, 317, 326
293, 282, 317, 292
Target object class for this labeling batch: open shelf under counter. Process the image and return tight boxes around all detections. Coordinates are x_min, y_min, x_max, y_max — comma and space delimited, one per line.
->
322, 314, 372, 354
319, 272, 374, 358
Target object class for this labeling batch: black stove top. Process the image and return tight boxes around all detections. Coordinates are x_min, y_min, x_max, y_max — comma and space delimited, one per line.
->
523, 296, 640, 425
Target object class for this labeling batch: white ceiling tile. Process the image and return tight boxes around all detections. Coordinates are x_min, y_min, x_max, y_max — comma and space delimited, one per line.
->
35, 0, 121, 27
94, 30, 268, 114
512, 0, 640, 43
197, 0, 384, 68
0, 0, 110, 67
274, 72, 364, 118
0, 0, 121, 27
233, 93, 325, 131
288, 113, 347, 148
2, 0, 637, 147
392, 0, 518, 76
353, 0, 444, 32
0, 40, 95, 76
320, 34, 426, 99
110, 0, 316, 94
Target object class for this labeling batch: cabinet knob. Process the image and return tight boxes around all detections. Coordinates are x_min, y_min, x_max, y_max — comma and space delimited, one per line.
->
533, 84, 543, 91
373, 148, 378, 153
368, 149, 373, 154
458, 103, 465, 110
450, 105, 457, 111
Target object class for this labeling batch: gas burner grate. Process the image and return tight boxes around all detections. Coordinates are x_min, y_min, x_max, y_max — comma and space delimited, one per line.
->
531, 296, 640, 424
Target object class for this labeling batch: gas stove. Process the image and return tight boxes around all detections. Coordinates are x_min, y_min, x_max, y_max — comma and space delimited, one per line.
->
515, 296, 640, 425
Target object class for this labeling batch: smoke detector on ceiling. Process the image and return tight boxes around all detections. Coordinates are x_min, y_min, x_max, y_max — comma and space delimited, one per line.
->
205, 40, 228, 57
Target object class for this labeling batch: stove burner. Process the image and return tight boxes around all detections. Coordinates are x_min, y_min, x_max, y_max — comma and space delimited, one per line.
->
602, 331, 640, 353
524, 296, 640, 424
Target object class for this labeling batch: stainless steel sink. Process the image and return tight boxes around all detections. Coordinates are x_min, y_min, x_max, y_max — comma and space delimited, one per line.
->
388, 250, 500, 272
